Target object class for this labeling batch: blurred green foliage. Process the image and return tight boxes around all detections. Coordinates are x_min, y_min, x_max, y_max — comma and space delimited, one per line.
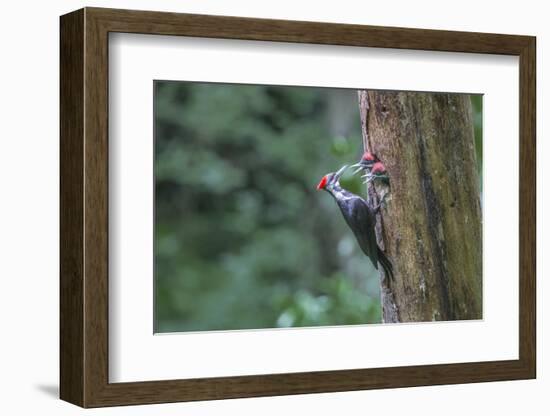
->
154, 82, 482, 333
154, 82, 381, 332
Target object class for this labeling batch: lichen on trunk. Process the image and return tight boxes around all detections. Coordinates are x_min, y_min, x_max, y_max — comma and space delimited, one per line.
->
358, 90, 482, 323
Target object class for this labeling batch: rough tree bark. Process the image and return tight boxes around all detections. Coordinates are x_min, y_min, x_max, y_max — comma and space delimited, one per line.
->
358, 90, 482, 323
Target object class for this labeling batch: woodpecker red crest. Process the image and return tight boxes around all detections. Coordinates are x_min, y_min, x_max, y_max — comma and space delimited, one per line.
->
317, 175, 329, 190
316, 165, 348, 192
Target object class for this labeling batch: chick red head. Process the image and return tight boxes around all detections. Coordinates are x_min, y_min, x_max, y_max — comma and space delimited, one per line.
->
371, 161, 386, 175
362, 152, 376, 162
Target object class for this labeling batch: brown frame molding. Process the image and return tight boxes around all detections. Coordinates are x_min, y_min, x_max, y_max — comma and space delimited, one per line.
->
60, 7, 536, 408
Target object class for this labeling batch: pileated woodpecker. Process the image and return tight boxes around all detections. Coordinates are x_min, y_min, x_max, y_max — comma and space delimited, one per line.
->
317, 165, 394, 281
351, 152, 389, 184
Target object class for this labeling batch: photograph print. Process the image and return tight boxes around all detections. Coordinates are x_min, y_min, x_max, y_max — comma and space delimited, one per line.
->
154, 81, 483, 333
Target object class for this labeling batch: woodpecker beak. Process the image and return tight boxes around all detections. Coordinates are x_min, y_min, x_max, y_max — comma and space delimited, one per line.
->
350, 161, 374, 175
350, 164, 364, 175
334, 164, 348, 181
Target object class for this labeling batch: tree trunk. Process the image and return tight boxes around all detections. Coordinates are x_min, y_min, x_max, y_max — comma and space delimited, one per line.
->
357, 90, 482, 323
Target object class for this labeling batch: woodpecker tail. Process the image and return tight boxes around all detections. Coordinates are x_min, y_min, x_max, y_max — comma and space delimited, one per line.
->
377, 247, 394, 281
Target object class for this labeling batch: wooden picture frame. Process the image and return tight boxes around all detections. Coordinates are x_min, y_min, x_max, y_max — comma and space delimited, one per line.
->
60, 7, 536, 408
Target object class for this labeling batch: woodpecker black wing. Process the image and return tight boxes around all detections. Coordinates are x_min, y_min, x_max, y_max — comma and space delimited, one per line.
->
334, 192, 380, 270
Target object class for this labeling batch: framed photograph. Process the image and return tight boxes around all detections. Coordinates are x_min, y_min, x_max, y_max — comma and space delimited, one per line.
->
60, 7, 536, 408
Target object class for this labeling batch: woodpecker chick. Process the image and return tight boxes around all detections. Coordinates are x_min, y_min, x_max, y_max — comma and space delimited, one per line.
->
364, 161, 389, 184
351, 153, 389, 185
317, 165, 394, 281
351, 151, 377, 175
